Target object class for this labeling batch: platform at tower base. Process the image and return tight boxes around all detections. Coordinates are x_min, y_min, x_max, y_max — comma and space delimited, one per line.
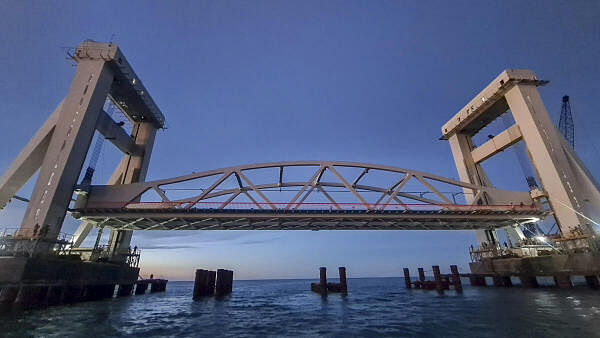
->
0, 256, 140, 311
469, 252, 600, 289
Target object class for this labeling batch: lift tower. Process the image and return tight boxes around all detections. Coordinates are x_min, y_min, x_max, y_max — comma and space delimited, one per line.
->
442, 70, 600, 247
0, 41, 165, 257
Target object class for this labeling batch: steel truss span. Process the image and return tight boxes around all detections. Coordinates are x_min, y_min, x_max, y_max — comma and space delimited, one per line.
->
75, 161, 544, 230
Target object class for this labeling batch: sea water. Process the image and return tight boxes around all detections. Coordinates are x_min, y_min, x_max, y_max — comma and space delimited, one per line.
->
2, 278, 600, 337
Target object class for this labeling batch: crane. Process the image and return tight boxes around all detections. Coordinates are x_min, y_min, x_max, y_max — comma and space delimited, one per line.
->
559, 95, 574, 149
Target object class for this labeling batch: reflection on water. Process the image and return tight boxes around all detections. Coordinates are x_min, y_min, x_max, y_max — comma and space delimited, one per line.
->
2, 278, 600, 337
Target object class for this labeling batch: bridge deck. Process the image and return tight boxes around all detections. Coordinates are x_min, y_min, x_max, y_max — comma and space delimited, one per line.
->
74, 207, 547, 231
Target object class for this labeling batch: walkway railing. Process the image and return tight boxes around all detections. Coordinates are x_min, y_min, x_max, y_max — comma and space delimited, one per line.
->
0, 228, 74, 257
84, 201, 540, 212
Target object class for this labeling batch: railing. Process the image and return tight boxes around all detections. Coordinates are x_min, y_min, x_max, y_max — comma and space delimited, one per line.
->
69, 245, 141, 268
0, 227, 74, 257
84, 201, 541, 212
469, 244, 517, 262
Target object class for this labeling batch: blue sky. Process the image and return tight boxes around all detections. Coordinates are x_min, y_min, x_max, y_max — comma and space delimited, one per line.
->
1, 1, 599, 280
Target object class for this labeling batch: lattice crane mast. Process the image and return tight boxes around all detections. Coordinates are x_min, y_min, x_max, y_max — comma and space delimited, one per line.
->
559, 95, 574, 149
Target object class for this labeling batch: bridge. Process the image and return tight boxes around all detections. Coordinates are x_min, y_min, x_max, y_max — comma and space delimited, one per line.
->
1, 41, 600, 299
72, 161, 543, 231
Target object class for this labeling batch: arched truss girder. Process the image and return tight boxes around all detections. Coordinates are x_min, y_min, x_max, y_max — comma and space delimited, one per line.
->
83, 161, 535, 211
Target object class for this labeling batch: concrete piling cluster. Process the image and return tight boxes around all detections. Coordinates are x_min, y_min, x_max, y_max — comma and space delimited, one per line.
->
310, 267, 348, 296
0, 278, 167, 312
404, 265, 462, 293
193, 268, 233, 300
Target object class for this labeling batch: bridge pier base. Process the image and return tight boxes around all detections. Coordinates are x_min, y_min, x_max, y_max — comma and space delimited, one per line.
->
13, 286, 47, 311
470, 253, 600, 289
135, 281, 149, 295
46, 285, 65, 305
469, 275, 486, 286
518, 276, 539, 288
0, 256, 139, 311
585, 275, 600, 289
117, 284, 134, 297
0, 286, 19, 312
493, 276, 512, 287
553, 274, 573, 289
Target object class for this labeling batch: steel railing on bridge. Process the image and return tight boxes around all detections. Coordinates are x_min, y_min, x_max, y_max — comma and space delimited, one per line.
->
80, 201, 540, 212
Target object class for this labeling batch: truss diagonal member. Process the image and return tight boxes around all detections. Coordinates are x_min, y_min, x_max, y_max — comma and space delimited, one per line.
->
470, 190, 484, 205
237, 171, 276, 210
293, 185, 316, 210
392, 196, 411, 211
118, 218, 146, 230
171, 218, 214, 230
220, 218, 248, 227
227, 220, 256, 230
286, 166, 324, 210
154, 186, 169, 202
316, 185, 342, 210
273, 217, 313, 230
381, 173, 412, 210
168, 218, 190, 230
243, 191, 263, 210
219, 190, 241, 209
248, 218, 279, 229
352, 168, 369, 187
414, 175, 451, 204
147, 217, 178, 230
327, 165, 371, 210
234, 172, 244, 189
185, 172, 233, 209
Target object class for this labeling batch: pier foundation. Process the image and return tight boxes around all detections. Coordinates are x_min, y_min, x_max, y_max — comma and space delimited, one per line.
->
585, 275, 600, 289
403, 268, 411, 289
469, 275, 486, 286
117, 284, 134, 297
553, 274, 573, 289
339, 267, 348, 294
0, 287, 19, 312
46, 285, 65, 305
519, 276, 539, 288
135, 281, 149, 295
470, 253, 600, 289
493, 276, 513, 287
0, 256, 139, 310
450, 265, 463, 291
418, 268, 426, 283
215, 269, 233, 297
432, 265, 443, 292
193, 269, 211, 299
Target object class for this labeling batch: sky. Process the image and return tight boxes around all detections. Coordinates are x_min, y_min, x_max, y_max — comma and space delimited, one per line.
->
0, 1, 599, 280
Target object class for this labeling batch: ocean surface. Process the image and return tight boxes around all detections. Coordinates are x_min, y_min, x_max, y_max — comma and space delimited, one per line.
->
2, 278, 600, 337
